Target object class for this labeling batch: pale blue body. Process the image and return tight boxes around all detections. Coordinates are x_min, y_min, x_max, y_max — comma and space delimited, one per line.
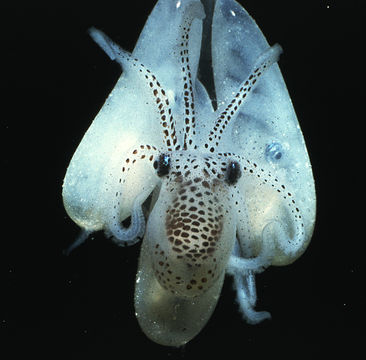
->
63, 0, 316, 346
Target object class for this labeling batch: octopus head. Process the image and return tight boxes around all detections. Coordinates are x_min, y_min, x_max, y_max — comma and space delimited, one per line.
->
147, 151, 241, 297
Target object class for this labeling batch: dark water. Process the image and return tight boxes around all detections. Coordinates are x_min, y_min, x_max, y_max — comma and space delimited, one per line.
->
3, 0, 363, 357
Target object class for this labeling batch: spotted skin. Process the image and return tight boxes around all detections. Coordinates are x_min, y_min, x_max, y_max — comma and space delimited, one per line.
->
63, 0, 315, 347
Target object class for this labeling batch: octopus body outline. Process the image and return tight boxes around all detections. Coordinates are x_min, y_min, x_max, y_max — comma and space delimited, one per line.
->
63, 0, 316, 346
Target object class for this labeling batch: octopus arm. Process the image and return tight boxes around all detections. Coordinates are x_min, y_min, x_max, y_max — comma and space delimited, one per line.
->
227, 240, 272, 324
212, 0, 316, 256
62, 38, 168, 241
235, 159, 309, 266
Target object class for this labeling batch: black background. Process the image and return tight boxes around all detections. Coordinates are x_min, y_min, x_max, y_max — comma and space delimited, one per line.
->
3, 0, 364, 357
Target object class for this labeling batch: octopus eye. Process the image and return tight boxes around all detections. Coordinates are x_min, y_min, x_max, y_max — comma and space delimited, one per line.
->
225, 160, 242, 185
153, 153, 171, 177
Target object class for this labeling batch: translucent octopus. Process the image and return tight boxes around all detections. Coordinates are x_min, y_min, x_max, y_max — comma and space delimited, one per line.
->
63, 0, 316, 347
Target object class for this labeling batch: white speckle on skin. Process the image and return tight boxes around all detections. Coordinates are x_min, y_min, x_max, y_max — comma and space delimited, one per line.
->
166, 89, 175, 104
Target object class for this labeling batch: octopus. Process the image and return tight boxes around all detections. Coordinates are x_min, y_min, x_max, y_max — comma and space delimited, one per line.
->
62, 0, 316, 347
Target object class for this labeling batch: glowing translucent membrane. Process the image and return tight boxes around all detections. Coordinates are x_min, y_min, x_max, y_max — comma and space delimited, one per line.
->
63, 0, 315, 347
